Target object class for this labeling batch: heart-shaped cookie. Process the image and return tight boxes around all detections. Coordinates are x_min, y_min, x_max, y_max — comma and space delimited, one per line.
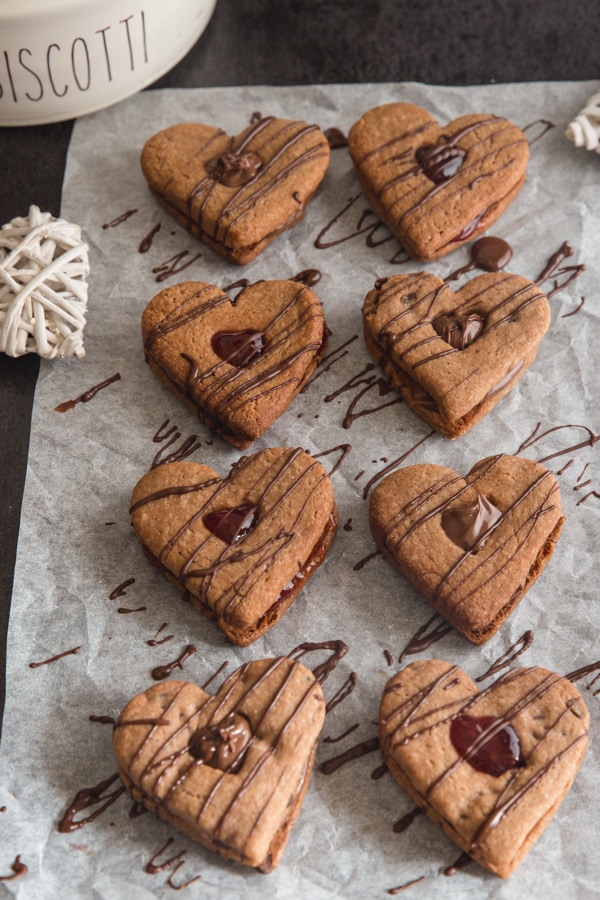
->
143, 279, 327, 449
369, 454, 564, 643
130, 448, 337, 645
362, 271, 550, 438
379, 659, 589, 877
141, 116, 330, 264
114, 656, 326, 871
348, 102, 529, 261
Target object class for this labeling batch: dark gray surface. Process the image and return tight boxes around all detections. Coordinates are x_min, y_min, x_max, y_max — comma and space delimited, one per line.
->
1, 0, 599, 734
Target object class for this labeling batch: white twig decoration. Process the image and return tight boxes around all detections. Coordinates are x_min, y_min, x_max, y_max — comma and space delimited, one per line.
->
0, 205, 89, 359
565, 90, 600, 153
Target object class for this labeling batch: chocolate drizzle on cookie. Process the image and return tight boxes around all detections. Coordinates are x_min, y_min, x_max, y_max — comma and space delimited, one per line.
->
143, 280, 326, 449
114, 655, 326, 872
379, 661, 589, 876
432, 312, 484, 349
131, 448, 337, 645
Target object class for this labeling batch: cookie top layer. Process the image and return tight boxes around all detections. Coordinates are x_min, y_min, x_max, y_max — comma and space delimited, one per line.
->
142, 279, 326, 449
141, 117, 330, 264
369, 454, 564, 642
348, 102, 529, 261
114, 658, 326, 870
130, 448, 337, 644
379, 659, 589, 877
362, 271, 550, 437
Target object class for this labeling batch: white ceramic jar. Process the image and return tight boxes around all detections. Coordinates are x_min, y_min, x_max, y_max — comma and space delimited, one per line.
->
0, 0, 217, 125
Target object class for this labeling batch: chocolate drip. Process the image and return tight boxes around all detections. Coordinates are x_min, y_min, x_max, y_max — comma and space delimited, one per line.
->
362, 431, 436, 499
325, 672, 357, 713
29, 645, 82, 668
89, 715, 116, 725
117, 606, 146, 614
58, 773, 125, 833
441, 491, 502, 551
398, 613, 453, 663
109, 578, 135, 600
393, 806, 422, 833
289, 640, 349, 684
444, 852, 473, 876
476, 630, 534, 682
535, 241, 585, 299
200, 660, 229, 690
371, 762, 388, 779
188, 712, 252, 772
291, 268, 322, 287
516, 421, 600, 465
387, 875, 427, 894
313, 443, 352, 475
324, 127, 348, 148
314, 193, 398, 260
146, 837, 182, 874
323, 722, 360, 744
301, 334, 358, 392
152, 250, 201, 283
0, 856, 28, 882
223, 277, 250, 294
102, 209, 137, 229
522, 118, 555, 145
151, 645, 197, 681
54, 373, 120, 413
320, 736, 380, 775
445, 236, 513, 282
151, 432, 201, 469
139, 222, 161, 253
353, 548, 382, 571
324, 363, 402, 429
561, 295, 585, 318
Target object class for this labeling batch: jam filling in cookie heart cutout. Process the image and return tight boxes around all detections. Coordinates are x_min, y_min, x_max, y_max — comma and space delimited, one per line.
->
362, 271, 550, 439
369, 454, 564, 644
348, 102, 529, 261
141, 115, 330, 264
114, 654, 328, 871
130, 447, 338, 646
379, 659, 589, 877
142, 279, 328, 449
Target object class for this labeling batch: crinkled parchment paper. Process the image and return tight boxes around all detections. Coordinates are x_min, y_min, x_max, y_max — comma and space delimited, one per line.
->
1, 82, 600, 899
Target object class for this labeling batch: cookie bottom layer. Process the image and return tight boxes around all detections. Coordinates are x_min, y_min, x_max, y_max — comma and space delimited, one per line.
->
118, 738, 318, 872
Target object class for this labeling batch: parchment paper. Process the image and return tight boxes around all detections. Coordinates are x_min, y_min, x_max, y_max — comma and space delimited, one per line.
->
1, 82, 600, 899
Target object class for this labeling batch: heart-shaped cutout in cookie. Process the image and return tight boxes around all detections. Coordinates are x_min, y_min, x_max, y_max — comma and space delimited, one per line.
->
348, 102, 529, 261
141, 116, 330, 264
362, 271, 550, 438
369, 454, 564, 643
143, 279, 327, 449
379, 659, 589, 877
130, 448, 337, 645
114, 656, 326, 871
